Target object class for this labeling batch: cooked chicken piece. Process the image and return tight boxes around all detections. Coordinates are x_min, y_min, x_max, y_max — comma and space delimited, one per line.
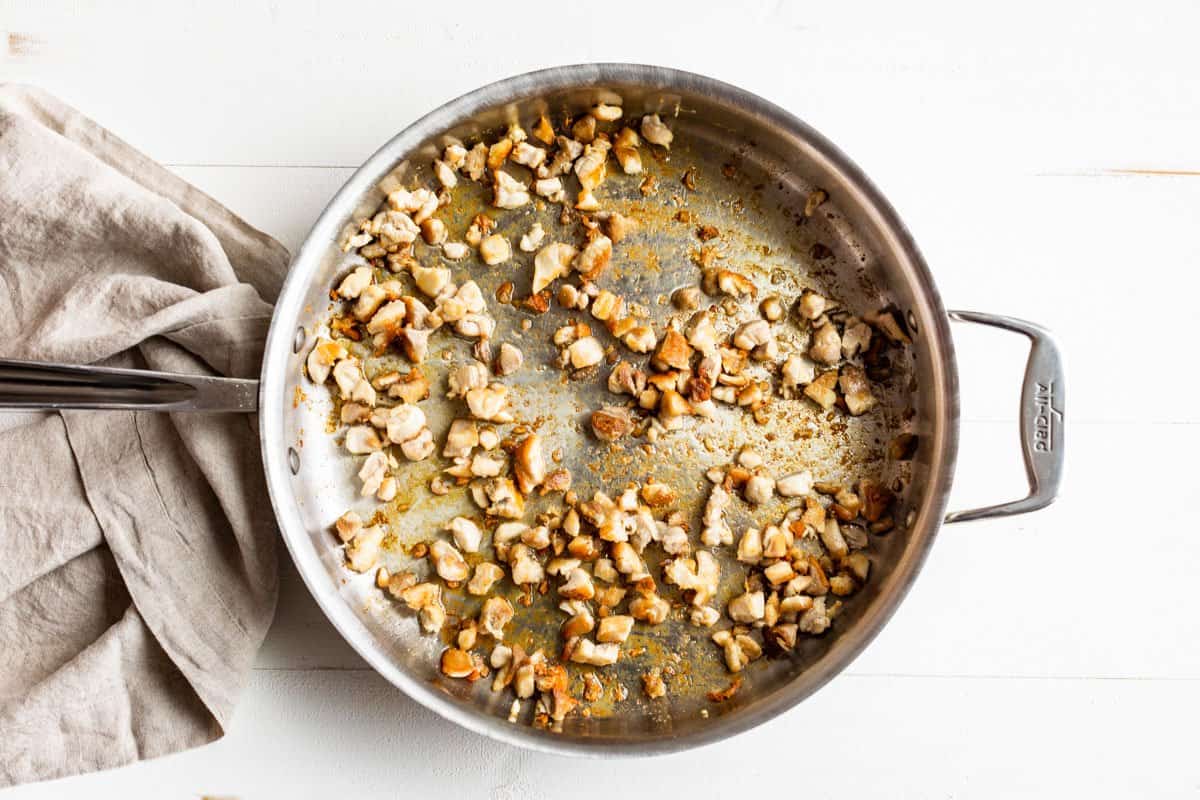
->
446, 516, 484, 553
385, 405, 426, 444
509, 544, 545, 585
612, 127, 642, 174
809, 322, 842, 364
412, 264, 450, 297
468, 452, 504, 478
345, 524, 385, 573
573, 141, 609, 191
440, 418, 477, 460
442, 241, 469, 260
841, 319, 873, 359
558, 568, 596, 601
867, 308, 912, 344
332, 358, 365, 398
439, 648, 475, 679
760, 295, 784, 322
467, 562, 505, 596
358, 451, 389, 498
727, 590, 765, 623
640, 114, 674, 148
780, 353, 816, 396
798, 291, 826, 321
387, 369, 429, 405
336, 266, 373, 299
590, 405, 634, 441
532, 242, 578, 294
478, 233, 511, 266
334, 510, 363, 543
428, 539, 470, 582
511, 434, 547, 495
776, 470, 814, 497
305, 339, 348, 384
447, 360, 489, 398
520, 525, 550, 549
586, 290, 619, 323
590, 102, 623, 122
691, 605, 721, 627
764, 560, 797, 586
839, 365, 877, 416
821, 517, 850, 560
737, 527, 763, 564
478, 427, 500, 450
481, 476, 525, 519
344, 425, 383, 454
570, 638, 620, 667
480, 596, 515, 639
701, 484, 734, 546
465, 383, 510, 422
509, 141, 546, 169
622, 325, 657, 353
798, 596, 831, 634
610, 541, 644, 576
430, 157, 457, 189
732, 319, 771, 351
803, 369, 839, 410
461, 142, 487, 181
743, 474, 775, 505
518, 223, 546, 254
640, 481, 677, 508
400, 428, 434, 461
715, 269, 755, 298
494, 342, 523, 377
574, 234, 612, 280
629, 592, 670, 624
653, 329, 694, 371
595, 614, 635, 644
607, 361, 646, 396
566, 336, 604, 369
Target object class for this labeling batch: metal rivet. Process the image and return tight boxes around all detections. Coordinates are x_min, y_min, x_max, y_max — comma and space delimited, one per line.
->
287, 447, 300, 475
292, 326, 307, 354
906, 310, 919, 335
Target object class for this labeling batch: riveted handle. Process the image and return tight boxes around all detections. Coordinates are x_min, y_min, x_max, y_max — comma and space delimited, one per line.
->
944, 311, 1065, 523
0, 358, 259, 413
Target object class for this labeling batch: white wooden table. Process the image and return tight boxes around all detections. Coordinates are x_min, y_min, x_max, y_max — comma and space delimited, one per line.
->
4, 2, 1198, 796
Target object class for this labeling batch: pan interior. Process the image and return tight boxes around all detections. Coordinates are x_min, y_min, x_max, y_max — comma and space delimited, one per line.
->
261, 66, 955, 754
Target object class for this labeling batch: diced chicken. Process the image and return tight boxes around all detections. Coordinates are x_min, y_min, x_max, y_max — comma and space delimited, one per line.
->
334, 512, 364, 547
306, 339, 348, 384
744, 474, 775, 505
629, 592, 670, 624
701, 484, 734, 546
509, 544, 544, 585
358, 451, 389, 498
612, 127, 642, 174
512, 434, 547, 495
412, 265, 450, 298
465, 383, 510, 421
532, 242, 578, 294
809, 322, 842, 364
385, 405, 426, 444
727, 590, 765, 623
336, 266, 373, 299
570, 638, 620, 667
447, 360, 489, 398
566, 336, 604, 369
798, 291, 826, 321
803, 369, 839, 410
494, 342, 523, 377
842, 320, 873, 359
798, 596, 831, 634
480, 596, 515, 639
558, 568, 596, 601
640, 114, 673, 148
446, 516, 484, 553
590, 405, 634, 442
442, 418, 478, 459
492, 170, 530, 209
732, 319, 771, 351
780, 353, 816, 396
345, 524, 385, 573
573, 234, 612, 280
400, 428, 434, 461
839, 365, 877, 416
821, 517, 849, 560
443, 241, 469, 260
622, 325, 657, 353
429, 539, 470, 582
344, 425, 383, 454
510, 141, 546, 169
737, 527, 763, 564
481, 476, 525, 519
468, 562, 505, 596
776, 470, 814, 497
594, 615, 634, 645
519, 222, 546, 252
479, 233, 511, 265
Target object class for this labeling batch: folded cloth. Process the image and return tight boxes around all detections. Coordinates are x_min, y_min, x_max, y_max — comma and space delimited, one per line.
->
0, 86, 288, 786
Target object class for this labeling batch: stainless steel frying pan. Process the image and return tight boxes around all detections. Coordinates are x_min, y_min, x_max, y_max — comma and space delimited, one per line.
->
0, 64, 1064, 755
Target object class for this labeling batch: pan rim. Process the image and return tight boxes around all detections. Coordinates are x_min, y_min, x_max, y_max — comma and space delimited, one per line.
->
259, 62, 959, 757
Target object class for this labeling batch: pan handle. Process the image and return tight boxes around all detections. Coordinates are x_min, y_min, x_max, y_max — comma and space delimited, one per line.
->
0, 358, 259, 413
943, 311, 1065, 523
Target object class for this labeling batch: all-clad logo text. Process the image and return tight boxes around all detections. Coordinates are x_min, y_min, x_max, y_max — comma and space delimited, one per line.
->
1032, 380, 1061, 453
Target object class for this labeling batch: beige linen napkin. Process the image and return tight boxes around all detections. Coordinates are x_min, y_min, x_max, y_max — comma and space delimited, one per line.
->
0, 85, 289, 786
